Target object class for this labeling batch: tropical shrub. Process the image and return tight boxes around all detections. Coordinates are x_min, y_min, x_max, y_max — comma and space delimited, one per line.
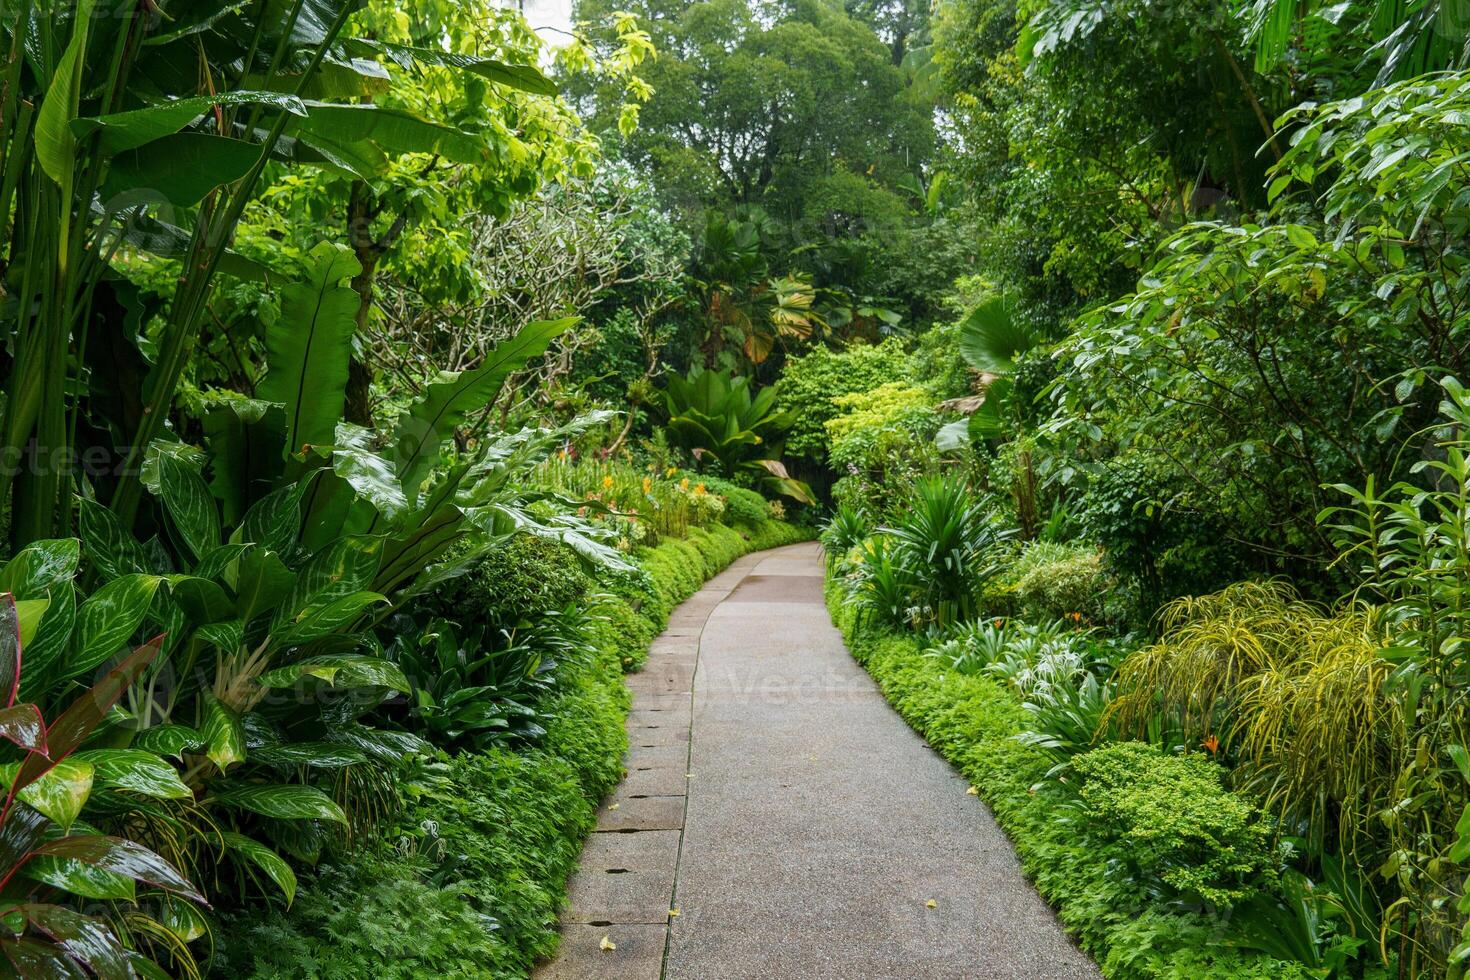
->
220, 517, 811, 976
1065, 743, 1274, 910
662, 367, 813, 502
884, 477, 1001, 628
0, 610, 208, 976
849, 535, 919, 628
1006, 541, 1112, 623
820, 505, 870, 566
777, 339, 910, 461
826, 383, 937, 472
828, 584, 1311, 979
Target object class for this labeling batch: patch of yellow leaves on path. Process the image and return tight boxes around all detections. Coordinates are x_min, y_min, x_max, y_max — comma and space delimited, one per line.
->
599, 935, 616, 952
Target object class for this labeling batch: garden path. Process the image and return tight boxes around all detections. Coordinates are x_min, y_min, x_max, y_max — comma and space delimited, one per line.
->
535, 541, 1098, 980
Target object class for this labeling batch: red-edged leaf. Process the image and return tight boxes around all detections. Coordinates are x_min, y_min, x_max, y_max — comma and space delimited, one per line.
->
0, 593, 20, 708
0, 706, 46, 756
32, 836, 205, 905
0, 805, 49, 890
13, 636, 162, 796
16, 904, 130, 980
0, 934, 88, 979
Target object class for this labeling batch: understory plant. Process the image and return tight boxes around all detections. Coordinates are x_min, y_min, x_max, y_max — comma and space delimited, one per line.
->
882, 477, 1002, 628
661, 367, 813, 502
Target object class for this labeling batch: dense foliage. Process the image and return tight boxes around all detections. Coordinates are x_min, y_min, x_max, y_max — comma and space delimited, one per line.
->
7, 0, 1470, 974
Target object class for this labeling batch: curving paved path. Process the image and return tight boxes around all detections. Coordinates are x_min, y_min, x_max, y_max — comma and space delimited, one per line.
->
536, 542, 1098, 980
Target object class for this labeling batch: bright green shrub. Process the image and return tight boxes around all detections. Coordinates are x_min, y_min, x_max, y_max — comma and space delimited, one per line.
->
1006, 541, 1113, 622
903, 318, 971, 402
426, 536, 592, 626
694, 475, 769, 524
825, 382, 936, 469
1069, 742, 1273, 909
777, 338, 909, 460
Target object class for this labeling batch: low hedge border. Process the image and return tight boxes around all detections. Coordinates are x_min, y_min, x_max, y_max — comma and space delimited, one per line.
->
825, 579, 1309, 980
214, 520, 812, 979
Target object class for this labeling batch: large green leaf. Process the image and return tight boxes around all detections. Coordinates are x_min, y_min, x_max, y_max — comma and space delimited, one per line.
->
155, 453, 221, 561
1, 759, 94, 829
354, 41, 557, 95
200, 699, 246, 772
78, 500, 147, 581
34, 836, 204, 902
957, 295, 1034, 375
159, 894, 209, 944
231, 549, 297, 624
278, 536, 383, 618
296, 103, 485, 165
249, 742, 369, 768
194, 620, 245, 655
327, 423, 407, 522
67, 576, 164, 681
393, 319, 576, 504
24, 586, 75, 696
75, 750, 190, 800
967, 378, 1015, 441
130, 724, 205, 760
34, 0, 96, 187
213, 784, 347, 822
167, 576, 234, 624
934, 417, 972, 452
257, 242, 363, 454
274, 591, 388, 645
235, 485, 304, 555
0, 539, 80, 598
220, 831, 297, 905
26, 854, 136, 901
256, 655, 407, 691
204, 397, 290, 523
293, 129, 391, 180
102, 134, 262, 209
71, 91, 308, 156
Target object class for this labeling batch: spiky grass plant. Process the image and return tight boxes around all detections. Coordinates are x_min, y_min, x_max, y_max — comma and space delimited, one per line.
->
1105, 580, 1394, 843
820, 504, 870, 571
884, 476, 999, 628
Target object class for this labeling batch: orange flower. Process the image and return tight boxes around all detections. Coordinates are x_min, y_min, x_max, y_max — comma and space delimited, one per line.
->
1202, 734, 1219, 755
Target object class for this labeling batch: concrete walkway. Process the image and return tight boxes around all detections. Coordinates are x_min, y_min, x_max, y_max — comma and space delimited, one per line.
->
536, 542, 1099, 980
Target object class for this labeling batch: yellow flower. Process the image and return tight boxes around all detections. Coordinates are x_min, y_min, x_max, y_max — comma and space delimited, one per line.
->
666, 467, 676, 477
679, 477, 690, 490
602, 474, 615, 490
693, 483, 706, 496
642, 477, 652, 494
